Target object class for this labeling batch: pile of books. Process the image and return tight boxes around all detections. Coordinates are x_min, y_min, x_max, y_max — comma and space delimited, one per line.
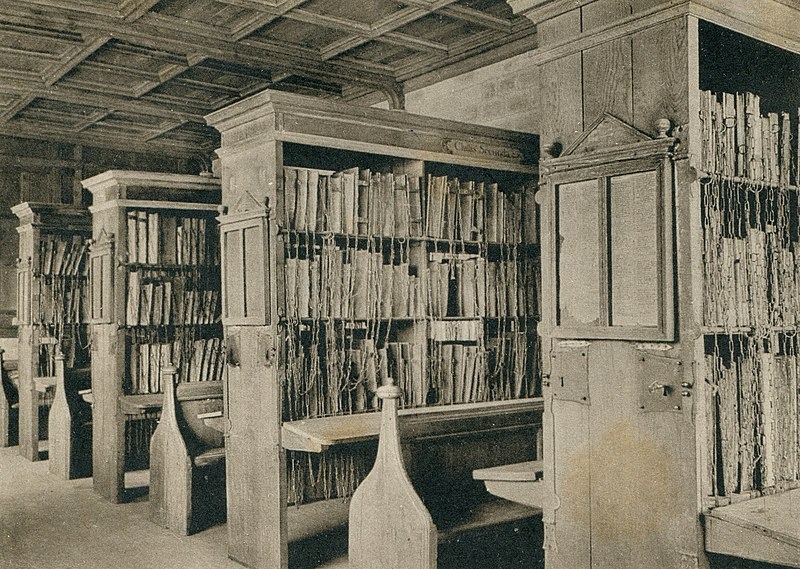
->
128, 337, 224, 394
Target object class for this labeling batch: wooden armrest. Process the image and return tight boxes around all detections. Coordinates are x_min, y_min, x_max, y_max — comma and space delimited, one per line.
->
78, 389, 93, 404
193, 446, 225, 468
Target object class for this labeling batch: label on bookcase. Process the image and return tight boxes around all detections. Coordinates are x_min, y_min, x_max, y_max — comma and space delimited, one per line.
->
444, 139, 524, 162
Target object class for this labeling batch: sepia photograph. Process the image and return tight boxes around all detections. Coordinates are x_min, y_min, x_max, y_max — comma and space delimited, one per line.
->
0, 1, 797, 568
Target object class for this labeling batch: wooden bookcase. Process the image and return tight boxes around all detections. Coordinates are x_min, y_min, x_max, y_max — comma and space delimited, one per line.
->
507, 3, 800, 568
207, 90, 542, 569
12, 202, 91, 472
82, 171, 224, 503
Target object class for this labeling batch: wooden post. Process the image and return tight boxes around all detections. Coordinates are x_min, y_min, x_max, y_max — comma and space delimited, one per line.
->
349, 379, 437, 569
48, 351, 72, 479
17, 325, 38, 461
149, 365, 192, 535
0, 347, 9, 447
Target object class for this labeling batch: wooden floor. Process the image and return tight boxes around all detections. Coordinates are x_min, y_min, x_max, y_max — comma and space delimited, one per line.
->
0, 446, 543, 569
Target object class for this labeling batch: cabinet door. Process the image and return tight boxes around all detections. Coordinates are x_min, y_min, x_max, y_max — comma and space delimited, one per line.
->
220, 214, 270, 326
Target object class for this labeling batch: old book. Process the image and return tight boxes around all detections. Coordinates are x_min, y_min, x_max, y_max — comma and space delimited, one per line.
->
380, 263, 393, 318
309, 256, 320, 318
357, 169, 371, 235
452, 344, 465, 404
136, 211, 148, 265
307, 170, 319, 234
297, 258, 310, 319
392, 263, 409, 318
163, 281, 172, 325
426, 175, 446, 238
341, 168, 358, 235
735, 92, 746, 177
316, 175, 329, 232
440, 344, 453, 404
284, 168, 298, 230
351, 250, 370, 319
394, 174, 410, 238
381, 173, 395, 237
127, 270, 141, 326
444, 178, 459, 240
295, 168, 309, 232
485, 183, 498, 242
408, 176, 423, 237
127, 211, 138, 263
152, 284, 163, 327
328, 173, 343, 233
147, 212, 159, 264
284, 257, 297, 318
458, 180, 476, 241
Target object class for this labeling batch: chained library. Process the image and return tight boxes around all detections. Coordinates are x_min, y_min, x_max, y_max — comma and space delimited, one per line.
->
1, 2, 799, 569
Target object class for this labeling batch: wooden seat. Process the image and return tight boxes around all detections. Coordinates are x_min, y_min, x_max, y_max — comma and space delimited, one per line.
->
349, 382, 541, 569
149, 365, 225, 536
0, 348, 19, 447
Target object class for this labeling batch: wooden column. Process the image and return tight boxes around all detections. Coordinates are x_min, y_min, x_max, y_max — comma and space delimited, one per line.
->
214, 136, 284, 568
0, 347, 9, 447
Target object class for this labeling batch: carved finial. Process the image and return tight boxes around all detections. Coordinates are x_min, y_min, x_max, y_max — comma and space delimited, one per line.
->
655, 118, 671, 138
55, 350, 65, 362
377, 376, 402, 401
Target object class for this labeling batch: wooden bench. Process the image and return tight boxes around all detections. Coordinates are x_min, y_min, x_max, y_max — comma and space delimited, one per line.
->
149, 365, 225, 536
349, 382, 542, 569
0, 347, 19, 447
47, 351, 92, 479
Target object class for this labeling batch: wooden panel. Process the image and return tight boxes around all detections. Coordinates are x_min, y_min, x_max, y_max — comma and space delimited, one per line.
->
551, 398, 590, 569
540, 53, 584, 155
536, 8, 581, 47
588, 343, 693, 569
632, 17, 689, 137
582, 38, 633, 126
609, 170, 659, 327
581, 0, 632, 31
557, 179, 601, 327
224, 328, 286, 569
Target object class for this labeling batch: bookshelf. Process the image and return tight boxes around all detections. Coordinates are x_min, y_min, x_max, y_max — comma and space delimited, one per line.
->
697, 87, 800, 503
207, 89, 541, 569
11, 203, 92, 474
82, 171, 223, 504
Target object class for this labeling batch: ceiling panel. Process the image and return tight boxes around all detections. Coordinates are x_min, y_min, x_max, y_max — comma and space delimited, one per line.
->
0, 0, 537, 157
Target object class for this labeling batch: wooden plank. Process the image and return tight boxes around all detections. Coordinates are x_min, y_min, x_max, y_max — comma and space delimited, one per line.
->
631, 18, 689, 139
705, 488, 800, 567
473, 460, 544, 482
581, 0, 633, 31
539, 52, 583, 156
582, 38, 633, 126
282, 398, 544, 453
535, 8, 580, 47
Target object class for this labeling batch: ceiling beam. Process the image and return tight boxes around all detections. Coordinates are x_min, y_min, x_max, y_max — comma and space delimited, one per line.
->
401, 0, 514, 32
229, 0, 309, 40
42, 33, 110, 87
119, 0, 161, 21
75, 109, 114, 132
0, 119, 203, 158
1, 3, 397, 89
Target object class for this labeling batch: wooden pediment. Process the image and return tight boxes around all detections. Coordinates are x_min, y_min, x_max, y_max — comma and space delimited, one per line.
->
561, 113, 655, 157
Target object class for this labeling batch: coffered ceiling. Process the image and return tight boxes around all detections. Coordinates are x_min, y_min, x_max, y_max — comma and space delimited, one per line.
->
0, 0, 537, 158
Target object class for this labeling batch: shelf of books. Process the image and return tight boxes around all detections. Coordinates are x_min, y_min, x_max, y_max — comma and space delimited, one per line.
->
12, 203, 92, 476
206, 89, 541, 569
82, 171, 224, 504
698, 89, 800, 506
